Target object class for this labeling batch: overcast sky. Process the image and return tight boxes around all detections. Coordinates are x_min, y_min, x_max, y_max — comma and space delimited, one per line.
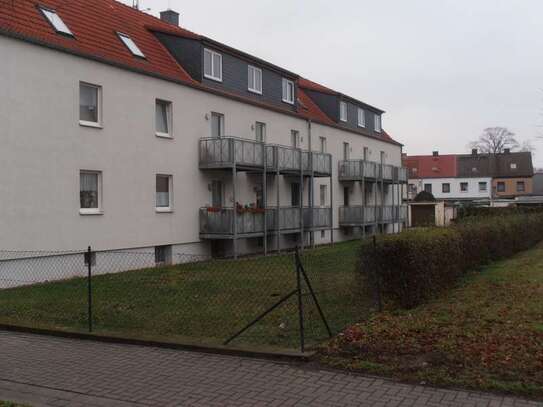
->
121, 0, 543, 166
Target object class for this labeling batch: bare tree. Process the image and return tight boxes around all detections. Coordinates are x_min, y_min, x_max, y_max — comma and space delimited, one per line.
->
469, 127, 519, 155
520, 139, 536, 153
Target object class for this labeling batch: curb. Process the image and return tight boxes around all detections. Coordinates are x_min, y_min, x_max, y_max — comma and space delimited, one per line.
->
0, 324, 314, 363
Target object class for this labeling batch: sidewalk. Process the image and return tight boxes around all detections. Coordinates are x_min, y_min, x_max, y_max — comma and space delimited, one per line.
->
0, 331, 540, 407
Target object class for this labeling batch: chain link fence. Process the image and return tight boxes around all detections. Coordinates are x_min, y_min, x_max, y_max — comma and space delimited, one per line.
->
0, 242, 370, 352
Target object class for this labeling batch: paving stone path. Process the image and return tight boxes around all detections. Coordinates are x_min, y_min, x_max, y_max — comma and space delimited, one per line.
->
0, 331, 540, 406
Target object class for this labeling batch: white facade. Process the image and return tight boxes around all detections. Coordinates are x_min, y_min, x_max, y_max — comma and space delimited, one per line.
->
1, 36, 405, 258
408, 177, 492, 201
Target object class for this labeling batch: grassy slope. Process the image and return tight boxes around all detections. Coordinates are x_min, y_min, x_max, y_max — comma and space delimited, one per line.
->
320, 242, 543, 398
0, 241, 366, 350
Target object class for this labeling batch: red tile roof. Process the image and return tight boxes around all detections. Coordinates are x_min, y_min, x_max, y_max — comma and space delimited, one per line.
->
1, 0, 402, 146
299, 77, 338, 96
403, 154, 458, 178
1, 0, 197, 83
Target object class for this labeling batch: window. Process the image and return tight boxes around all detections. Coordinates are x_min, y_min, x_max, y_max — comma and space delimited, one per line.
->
204, 48, 222, 82
320, 185, 328, 207
442, 183, 450, 193
357, 108, 366, 127
80, 171, 102, 214
282, 78, 295, 104
155, 99, 172, 137
255, 122, 266, 143
497, 182, 506, 193
460, 182, 468, 192
211, 112, 224, 138
211, 180, 223, 207
155, 245, 172, 265
479, 182, 487, 192
380, 151, 385, 164
117, 32, 145, 58
248, 65, 263, 94
340, 101, 348, 122
517, 181, 525, 192
39, 7, 73, 36
79, 83, 101, 126
343, 186, 349, 206
291, 183, 300, 207
321, 230, 325, 239
374, 115, 382, 133
408, 184, 417, 194
319, 137, 327, 153
363, 147, 369, 160
343, 142, 350, 160
511, 163, 517, 170
156, 175, 172, 211
424, 184, 432, 193
291, 130, 300, 148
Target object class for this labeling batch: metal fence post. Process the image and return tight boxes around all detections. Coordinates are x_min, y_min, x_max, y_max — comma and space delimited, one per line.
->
295, 246, 305, 353
87, 245, 93, 333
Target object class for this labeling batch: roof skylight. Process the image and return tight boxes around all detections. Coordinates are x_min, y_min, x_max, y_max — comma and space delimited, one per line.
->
40, 7, 73, 36
117, 32, 145, 58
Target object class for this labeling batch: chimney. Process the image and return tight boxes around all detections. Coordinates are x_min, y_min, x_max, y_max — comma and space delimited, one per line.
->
160, 9, 180, 26
471, 148, 478, 156
432, 151, 439, 157
503, 148, 511, 154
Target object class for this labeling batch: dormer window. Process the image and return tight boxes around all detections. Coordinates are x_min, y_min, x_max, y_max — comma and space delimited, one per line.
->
340, 101, 348, 122
117, 32, 145, 58
204, 48, 223, 82
282, 78, 295, 104
248, 65, 263, 94
357, 108, 365, 127
374, 115, 382, 133
39, 7, 73, 36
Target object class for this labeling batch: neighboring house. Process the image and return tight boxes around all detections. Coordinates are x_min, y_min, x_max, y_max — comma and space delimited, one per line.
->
404, 149, 533, 203
0, 0, 407, 261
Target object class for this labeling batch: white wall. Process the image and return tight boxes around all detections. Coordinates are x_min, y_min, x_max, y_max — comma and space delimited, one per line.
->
0, 36, 404, 254
408, 177, 492, 201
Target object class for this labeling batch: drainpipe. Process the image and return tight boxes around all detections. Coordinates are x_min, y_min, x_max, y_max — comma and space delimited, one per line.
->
307, 120, 315, 248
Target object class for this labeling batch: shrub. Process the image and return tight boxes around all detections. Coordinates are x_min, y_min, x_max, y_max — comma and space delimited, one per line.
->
360, 213, 543, 309
456, 206, 543, 220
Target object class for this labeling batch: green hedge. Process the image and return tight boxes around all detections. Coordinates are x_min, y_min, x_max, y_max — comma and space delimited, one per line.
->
360, 213, 543, 309
456, 206, 543, 220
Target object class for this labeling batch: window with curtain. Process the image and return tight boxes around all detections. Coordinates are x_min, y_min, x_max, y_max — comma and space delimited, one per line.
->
156, 175, 171, 209
204, 48, 222, 81
282, 78, 294, 104
211, 112, 224, 138
340, 101, 348, 122
80, 171, 100, 210
357, 108, 366, 127
79, 83, 100, 124
155, 99, 171, 136
255, 122, 266, 143
248, 65, 263, 94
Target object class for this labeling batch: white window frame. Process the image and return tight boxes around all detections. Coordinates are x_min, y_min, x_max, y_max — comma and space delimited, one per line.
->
155, 99, 173, 138
357, 108, 366, 127
374, 114, 382, 133
255, 122, 266, 143
343, 142, 350, 160
79, 171, 103, 215
117, 32, 145, 58
39, 7, 73, 36
291, 130, 300, 148
340, 101, 348, 122
248, 65, 263, 95
203, 48, 223, 82
282, 78, 295, 104
79, 82, 102, 128
156, 174, 173, 213
479, 182, 488, 192
320, 185, 327, 207
460, 182, 469, 193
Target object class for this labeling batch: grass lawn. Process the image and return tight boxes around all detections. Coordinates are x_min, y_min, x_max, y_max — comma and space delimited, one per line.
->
0, 241, 367, 351
319, 241, 543, 398
0, 402, 30, 407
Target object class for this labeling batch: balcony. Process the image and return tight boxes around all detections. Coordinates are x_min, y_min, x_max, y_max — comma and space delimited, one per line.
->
338, 160, 408, 184
338, 160, 379, 182
199, 206, 332, 239
338, 206, 377, 226
199, 138, 332, 176
199, 137, 266, 171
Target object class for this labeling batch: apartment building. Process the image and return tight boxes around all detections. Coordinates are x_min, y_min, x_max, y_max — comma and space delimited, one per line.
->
404, 150, 533, 203
0, 0, 407, 261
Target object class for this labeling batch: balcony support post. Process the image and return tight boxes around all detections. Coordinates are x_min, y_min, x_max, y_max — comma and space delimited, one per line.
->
392, 171, 396, 234
362, 161, 366, 239
374, 163, 378, 235
232, 164, 238, 259
330, 168, 334, 244
276, 147, 281, 253
299, 148, 304, 251
380, 163, 385, 234
263, 143, 268, 256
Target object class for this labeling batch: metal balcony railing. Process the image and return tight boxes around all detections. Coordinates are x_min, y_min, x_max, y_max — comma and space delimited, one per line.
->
199, 137, 265, 169
338, 206, 378, 225
303, 207, 332, 229
199, 207, 267, 237
302, 152, 332, 176
395, 167, 408, 183
338, 160, 407, 183
382, 164, 394, 182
